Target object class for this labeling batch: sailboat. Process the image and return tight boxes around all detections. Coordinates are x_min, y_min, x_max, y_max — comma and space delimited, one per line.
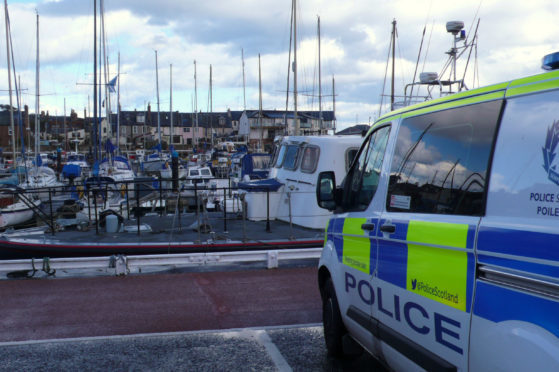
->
20, 11, 65, 200
0, 3, 42, 227
86, 1, 136, 195
140, 51, 168, 174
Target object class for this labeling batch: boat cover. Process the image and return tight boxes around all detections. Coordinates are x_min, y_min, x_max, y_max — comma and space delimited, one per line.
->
237, 178, 283, 192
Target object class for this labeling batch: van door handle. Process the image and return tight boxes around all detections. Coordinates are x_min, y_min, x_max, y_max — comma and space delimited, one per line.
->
380, 224, 396, 234
361, 223, 375, 231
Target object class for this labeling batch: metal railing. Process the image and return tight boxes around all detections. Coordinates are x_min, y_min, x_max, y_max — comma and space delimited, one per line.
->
0, 248, 322, 278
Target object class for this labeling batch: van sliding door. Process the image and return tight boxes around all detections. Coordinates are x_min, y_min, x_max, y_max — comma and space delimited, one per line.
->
374, 99, 502, 371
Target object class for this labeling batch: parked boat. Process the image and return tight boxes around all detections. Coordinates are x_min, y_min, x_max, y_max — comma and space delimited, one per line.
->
20, 166, 65, 200
141, 151, 169, 173
0, 190, 322, 259
0, 187, 41, 229
238, 135, 361, 229
63, 153, 90, 180
97, 156, 136, 183
229, 152, 271, 185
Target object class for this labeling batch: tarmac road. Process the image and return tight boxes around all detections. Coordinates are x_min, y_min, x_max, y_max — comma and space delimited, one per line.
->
0, 263, 385, 370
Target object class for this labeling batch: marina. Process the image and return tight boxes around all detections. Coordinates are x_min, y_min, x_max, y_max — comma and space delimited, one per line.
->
0, 0, 550, 370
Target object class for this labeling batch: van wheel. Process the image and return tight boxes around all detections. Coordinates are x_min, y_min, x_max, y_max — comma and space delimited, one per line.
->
323, 278, 346, 357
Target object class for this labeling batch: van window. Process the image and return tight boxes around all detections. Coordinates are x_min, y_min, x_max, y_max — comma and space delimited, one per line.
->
343, 125, 391, 211
300, 145, 319, 173
386, 100, 502, 215
283, 144, 300, 170
345, 148, 359, 172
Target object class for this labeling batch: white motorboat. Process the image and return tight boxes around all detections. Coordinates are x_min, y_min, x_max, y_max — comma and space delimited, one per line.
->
239, 135, 362, 229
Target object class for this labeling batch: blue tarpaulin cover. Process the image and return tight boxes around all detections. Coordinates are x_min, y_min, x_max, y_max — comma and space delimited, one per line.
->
237, 178, 283, 192
62, 164, 82, 178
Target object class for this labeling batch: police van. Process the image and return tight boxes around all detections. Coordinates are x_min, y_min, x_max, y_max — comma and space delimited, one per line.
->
316, 54, 559, 371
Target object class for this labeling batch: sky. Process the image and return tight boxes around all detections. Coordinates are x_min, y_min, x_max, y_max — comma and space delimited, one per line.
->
0, 0, 558, 131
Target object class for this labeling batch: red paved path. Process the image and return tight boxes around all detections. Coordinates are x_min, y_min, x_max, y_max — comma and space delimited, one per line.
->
0, 267, 321, 342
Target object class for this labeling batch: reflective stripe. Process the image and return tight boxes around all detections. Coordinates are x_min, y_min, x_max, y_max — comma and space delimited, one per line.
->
400, 92, 504, 119
506, 77, 559, 97
406, 221, 469, 311
407, 220, 468, 248
342, 218, 370, 274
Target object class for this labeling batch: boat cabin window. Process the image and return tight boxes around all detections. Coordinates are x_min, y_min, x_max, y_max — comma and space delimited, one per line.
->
201, 168, 211, 176
190, 169, 199, 176
252, 155, 270, 170
300, 145, 319, 173
283, 144, 300, 170
274, 144, 287, 168
271, 144, 280, 166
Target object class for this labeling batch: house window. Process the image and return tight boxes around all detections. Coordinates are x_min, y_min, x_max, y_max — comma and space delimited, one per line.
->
219, 117, 225, 126
132, 126, 138, 134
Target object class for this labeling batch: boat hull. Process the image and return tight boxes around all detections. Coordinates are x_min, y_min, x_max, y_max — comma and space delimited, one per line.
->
0, 212, 323, 259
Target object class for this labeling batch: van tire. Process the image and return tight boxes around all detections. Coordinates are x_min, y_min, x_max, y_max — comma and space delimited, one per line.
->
323, 278, 346, 357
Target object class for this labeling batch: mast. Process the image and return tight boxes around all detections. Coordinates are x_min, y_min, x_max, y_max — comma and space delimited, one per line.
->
169, 63, 173, 149
155, 50, 161, 147
194, 59, 198, 149
101, 0, 110, 141
293, 0, 299, 135
209, 64, 213, 148
35, 10, 39, 158
4, 0, 15, 164
284, 0, 293, 135
116, 52, 120, 153
63, 98, 66, 152
332, 75, 336, 134
93, 0, 100, 161
93, 0, 98, 161
258, 53, 263, 150
391, 19, 396, 111
241, 48, 246, 110
317, 15, 323, 135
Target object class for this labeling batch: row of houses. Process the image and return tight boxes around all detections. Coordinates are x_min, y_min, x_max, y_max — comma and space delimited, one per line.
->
0, 104, 336, 155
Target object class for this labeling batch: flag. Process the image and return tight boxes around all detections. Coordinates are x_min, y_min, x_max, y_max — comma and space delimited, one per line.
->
108, 76, 117, 93
104, 139, 116, 154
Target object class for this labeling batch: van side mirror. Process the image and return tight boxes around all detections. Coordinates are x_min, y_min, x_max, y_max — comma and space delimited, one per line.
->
316, 171, 338, 211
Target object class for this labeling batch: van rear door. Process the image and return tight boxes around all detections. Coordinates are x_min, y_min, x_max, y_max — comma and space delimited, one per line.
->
473, 88, 559, 371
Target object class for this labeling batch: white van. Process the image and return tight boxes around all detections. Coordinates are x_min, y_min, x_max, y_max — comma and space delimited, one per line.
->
316, 54, 559, 371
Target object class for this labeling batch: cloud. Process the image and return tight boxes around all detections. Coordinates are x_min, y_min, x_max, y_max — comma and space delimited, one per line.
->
1, 0, 559, 132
